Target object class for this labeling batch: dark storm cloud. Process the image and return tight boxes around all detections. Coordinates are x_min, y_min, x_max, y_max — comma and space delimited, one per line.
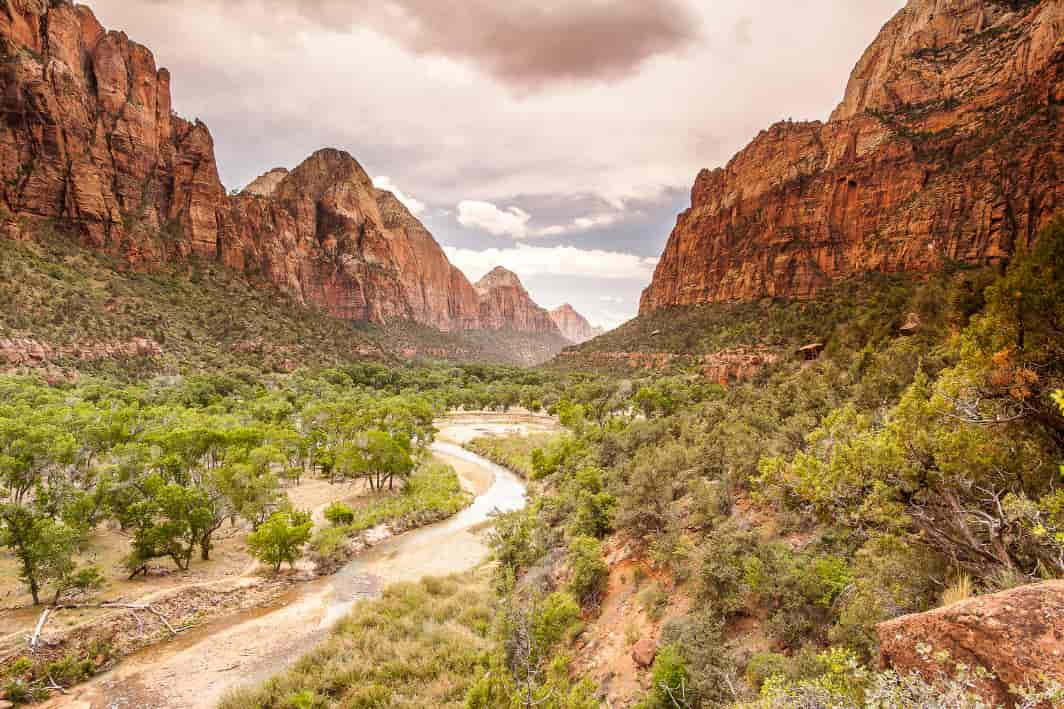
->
272, 0, 702, 90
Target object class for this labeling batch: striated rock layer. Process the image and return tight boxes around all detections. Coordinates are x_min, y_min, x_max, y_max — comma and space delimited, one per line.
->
641, 0, 1064, 314
0, 0, 556, 336
550, 304, 605, 344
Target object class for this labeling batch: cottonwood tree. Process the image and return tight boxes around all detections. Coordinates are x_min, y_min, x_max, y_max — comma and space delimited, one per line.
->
247, 510, 312, 573
335, 430, 414, 492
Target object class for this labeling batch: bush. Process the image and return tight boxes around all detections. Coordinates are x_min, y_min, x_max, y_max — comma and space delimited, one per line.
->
323, 501, 354, 526
638, 644, 691, 709
566, 536, 608, 606
746, 652, 791, 692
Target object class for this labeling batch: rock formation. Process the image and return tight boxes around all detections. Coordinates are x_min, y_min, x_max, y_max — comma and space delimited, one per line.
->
641, 0, 1064, 314
550, 304, 605, 344
877, 581, 1064, 705
475, 267, 560, 333
0, 0, 549, 336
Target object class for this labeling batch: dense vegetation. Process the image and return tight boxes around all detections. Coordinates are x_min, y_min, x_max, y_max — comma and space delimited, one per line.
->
3, 221, 1063, 707
482, 221, 1064, 707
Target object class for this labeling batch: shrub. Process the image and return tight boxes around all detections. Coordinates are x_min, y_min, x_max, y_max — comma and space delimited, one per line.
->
566, 536, 608, 606
323, 501, 354, 526
746, 652, 791, 692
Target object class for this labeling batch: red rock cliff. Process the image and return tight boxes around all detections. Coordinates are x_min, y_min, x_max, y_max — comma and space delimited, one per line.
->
641, 0, 1064, 314
550, 304, 605, 344
0, 0, 533, 334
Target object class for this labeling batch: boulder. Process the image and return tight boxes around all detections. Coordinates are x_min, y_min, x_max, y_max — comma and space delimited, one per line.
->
877, 581, 1064, 705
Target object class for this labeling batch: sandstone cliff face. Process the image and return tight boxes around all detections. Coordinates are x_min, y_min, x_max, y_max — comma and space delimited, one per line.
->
0, 0, 539, 336
641, 0, 1064, 313
877, 581, 1064, 705
475, 267, 560, 333
550, 304, 605, 344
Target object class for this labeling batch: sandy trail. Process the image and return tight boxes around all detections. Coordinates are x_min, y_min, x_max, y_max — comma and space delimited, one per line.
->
48, 413, 554, 709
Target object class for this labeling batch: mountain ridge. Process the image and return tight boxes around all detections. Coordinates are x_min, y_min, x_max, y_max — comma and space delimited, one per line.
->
640, 0, 1063, 314
0, 0, 559, 341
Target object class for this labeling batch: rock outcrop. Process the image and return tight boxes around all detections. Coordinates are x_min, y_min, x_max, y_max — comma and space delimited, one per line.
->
641, 0, 1064, 314
0, 0, 546, 336
877, 581, 1064, 705
0, 337, 162, 366
550, 304, 605, 344
475, 267, 560, 334
555, 347, 779, 383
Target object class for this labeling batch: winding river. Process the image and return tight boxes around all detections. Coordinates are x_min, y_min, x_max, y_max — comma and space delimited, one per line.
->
56, 415, 542, 709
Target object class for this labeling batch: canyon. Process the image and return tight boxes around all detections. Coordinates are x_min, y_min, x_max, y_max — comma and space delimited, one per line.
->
0, 0, 590, 344
641, 0, 1064, 314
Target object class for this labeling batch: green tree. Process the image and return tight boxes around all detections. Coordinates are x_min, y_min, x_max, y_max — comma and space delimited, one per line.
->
247, 511, 313, 573
0, 505, 82, 605
335, 429, 414, 492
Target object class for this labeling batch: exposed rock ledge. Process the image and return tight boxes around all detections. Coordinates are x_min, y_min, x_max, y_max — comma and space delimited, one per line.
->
877, 581, 1064, 705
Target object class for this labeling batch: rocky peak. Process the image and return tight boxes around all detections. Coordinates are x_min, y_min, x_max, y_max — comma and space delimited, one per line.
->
640, 0, 1063, 315
476, 266, 526, 294
474, 268, 560, 334
550, 304, 605, 344
242, 168, 289, 198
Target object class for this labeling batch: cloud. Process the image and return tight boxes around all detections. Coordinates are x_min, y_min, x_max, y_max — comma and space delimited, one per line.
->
280, 0, 702, 91
457, 200, 629, 240
599, 295, 627, 304
373, 176, 425, 214
457, 201, 533, 238
443, 244, 658, 283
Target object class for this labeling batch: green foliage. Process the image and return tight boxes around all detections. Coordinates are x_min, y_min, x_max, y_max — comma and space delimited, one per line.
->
745, 652, 791, 692
566, 535, 608, 606
638, 644, 691, 709
247, 511, 313, 573
323, 501, 354, 526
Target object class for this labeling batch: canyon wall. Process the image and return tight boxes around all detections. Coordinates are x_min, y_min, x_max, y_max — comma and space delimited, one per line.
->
0, 0, 558, 336
641, 0, 1064, 314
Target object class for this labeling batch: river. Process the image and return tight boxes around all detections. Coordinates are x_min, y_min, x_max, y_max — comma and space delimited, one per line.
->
53, 414, 541, 709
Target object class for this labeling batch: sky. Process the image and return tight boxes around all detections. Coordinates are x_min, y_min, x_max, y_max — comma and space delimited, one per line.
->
91, 0, 906, 330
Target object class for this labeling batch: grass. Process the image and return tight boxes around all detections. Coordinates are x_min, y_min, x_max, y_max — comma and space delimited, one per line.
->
218, 570, 496, 709
310, 461, 473, 557
464, 433, 558, 479
940, 574, 973, 607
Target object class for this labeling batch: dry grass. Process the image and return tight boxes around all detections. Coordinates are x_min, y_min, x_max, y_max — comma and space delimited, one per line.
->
218, 570, 496, 709
940, 574, 973, 607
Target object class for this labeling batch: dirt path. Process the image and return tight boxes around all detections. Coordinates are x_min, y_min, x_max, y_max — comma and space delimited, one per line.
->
46, 413, 555, 709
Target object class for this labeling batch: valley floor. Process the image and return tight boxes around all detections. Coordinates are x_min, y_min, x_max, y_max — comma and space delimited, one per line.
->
15, 413, 556, 709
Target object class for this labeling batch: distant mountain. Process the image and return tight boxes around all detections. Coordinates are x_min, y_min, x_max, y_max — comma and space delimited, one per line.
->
640, 0, 1063, 314
550, 304, 605, 344
0, 0, 559, 342
475, 267, 561, 335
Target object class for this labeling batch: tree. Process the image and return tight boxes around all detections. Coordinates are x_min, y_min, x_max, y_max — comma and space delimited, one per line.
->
335, 430, 414, 492
247, 511, 312, 573
125, 477, 214, 572
0, 505, 81, 605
